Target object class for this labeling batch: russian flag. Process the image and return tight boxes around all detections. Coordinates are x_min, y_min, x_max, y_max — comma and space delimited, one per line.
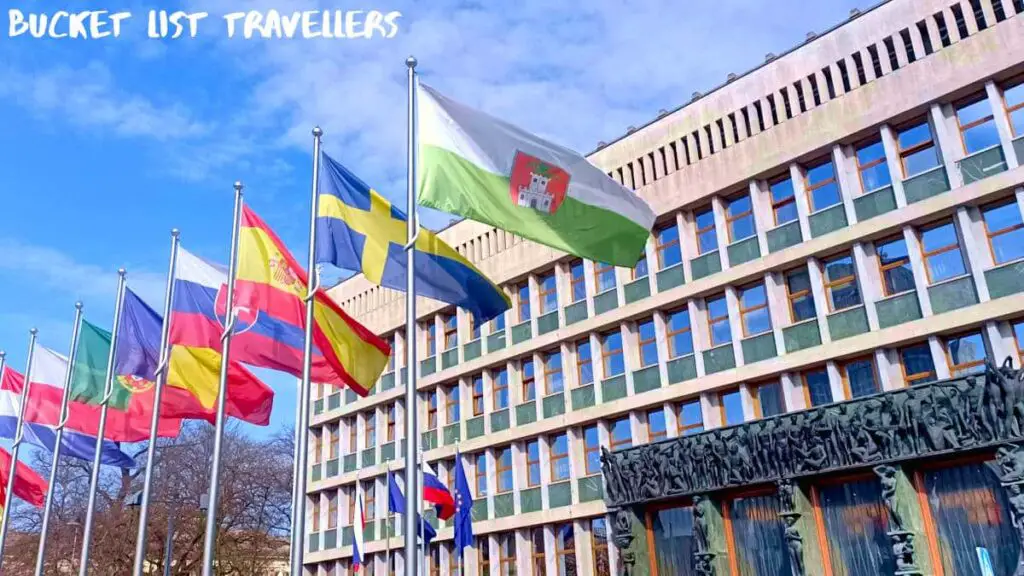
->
422, 463, 455, 520
352, 490, 365, 572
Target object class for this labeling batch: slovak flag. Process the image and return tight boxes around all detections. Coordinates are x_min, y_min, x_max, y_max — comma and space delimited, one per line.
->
422, 462, 455, 520
352, 489, 366, 572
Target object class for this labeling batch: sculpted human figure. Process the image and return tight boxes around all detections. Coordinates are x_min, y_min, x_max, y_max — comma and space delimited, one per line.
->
692, 495, 711, 553
874, 464, 905, 531
783, 514, 805, 576
600, 447, 624, 503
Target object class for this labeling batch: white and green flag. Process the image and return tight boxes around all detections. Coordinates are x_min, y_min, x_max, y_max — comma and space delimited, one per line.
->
416, 83, 656, 268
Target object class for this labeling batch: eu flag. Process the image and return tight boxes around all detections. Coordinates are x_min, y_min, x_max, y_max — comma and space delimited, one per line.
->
453, 451, 474, 551
315, 152, 511, 323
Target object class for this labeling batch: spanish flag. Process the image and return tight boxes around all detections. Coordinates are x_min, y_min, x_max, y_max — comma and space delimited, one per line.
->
231, 206, 390, 395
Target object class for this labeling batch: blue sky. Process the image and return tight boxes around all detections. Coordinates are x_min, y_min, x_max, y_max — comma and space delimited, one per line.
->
0, 0, 872, 439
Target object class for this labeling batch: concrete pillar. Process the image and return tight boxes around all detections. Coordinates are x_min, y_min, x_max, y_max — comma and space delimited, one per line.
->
924, 15, 943, 50
902, 226, 935, 316
814, 69, 831, 105
929, 103, 965, 189
826, 360, 846, 403
711, 196, 731, 269
725, 286, 745, 366
781, 372, 806, 411
929, 335, 953, 380
955, 206, 991, 302
986, 81, 1021, 169
806, 258, 833, 345
960, 0, 981, 35
789, 164, 813, 241
689, 300, 708, 376
880, 124, 908, 207
766, 272, 788, 356
942, 6, 963, 43
907, 23, 927, 62
832, 144, 859, 225
749, 180, 772, 256
852, 242, 881, 331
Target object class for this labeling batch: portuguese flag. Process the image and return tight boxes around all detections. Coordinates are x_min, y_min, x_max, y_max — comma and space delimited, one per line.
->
416, 83, 656, 268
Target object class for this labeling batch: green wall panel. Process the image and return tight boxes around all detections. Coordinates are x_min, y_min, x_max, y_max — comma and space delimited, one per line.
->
490, 409, 510, 433
441, 348, 459, 370
571, 384, 595, 410
511, 321, 532, 344
516, 401, 537, 425
986, 262, 1024, 299
903, 166, 950, 204
543, 393, 565, 418
740, 332, 777, 364
827, 306, 870, 340
537, 311, 560, 335
594, 290, 619, 315
487, 330, 506, 352
472, 499, 489, 522
703, 344, 736, 374
876, 291, 923, 329
443, 423, 461, 445
928, 276, 979, 315
783, 320, 821, 352
564, 301, 588, 325
466, 416, 485, 439
463, 339, 482, 361
726, 236, 761, 266
656, 264, 685, 292
601, 375, 628, 402
767, 220, 802, 253
808, 204, 849, 238
361, 448, 375, 468
379, 372, 395, 391
420, 356, 436, 377
853, 186, 897, 221
548, 481, 573, 508
578, 476, 604, 502
667, 355, 697, 384
959, 146, 1007, 185
520, 487, 542, 513
690, 251, 722, 280
344, 454, 357, 473
624, 278, 651, 303
493, 493, 515, 518
632, 366, 661, 394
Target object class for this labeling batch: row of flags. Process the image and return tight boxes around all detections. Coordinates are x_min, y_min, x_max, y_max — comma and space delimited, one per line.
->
0, 67, 656, 575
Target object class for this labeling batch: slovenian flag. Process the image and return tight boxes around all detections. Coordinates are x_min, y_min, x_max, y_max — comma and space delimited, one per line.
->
353, 489, 366, 572
422, 462, 455, 520
0, 348, 135, 468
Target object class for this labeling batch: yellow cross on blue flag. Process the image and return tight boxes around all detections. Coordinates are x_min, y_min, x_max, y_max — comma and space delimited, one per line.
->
315, 151, 511, 322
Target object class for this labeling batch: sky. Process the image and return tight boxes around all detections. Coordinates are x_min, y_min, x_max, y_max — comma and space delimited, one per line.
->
0, 0, 874, 440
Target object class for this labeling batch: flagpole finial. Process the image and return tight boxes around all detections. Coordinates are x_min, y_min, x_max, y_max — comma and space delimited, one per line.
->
171, 228, 180, 238
30, 328, 38, 336
312, 126, 323, 138
118, 268, 126, 277
406, 56, 417, 69
234, 181, 244, 193
0, 351, 5, 359
75, 301, 83, 311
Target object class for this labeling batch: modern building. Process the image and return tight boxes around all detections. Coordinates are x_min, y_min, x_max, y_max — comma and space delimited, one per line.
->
303, 0, 1024, 574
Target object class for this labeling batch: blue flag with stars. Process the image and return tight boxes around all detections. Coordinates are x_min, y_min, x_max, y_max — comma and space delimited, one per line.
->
453, 451, 474, 551
315, 151, 510, 323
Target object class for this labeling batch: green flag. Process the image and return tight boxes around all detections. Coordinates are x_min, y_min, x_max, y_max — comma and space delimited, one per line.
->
70, 321, 132, 411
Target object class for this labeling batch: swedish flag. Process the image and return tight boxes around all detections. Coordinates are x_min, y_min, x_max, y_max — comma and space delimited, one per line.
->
315, 152, 511, 322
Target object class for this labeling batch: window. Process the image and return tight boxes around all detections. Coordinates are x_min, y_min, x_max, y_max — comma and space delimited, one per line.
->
770, 176, 798, 225
823, 254, 861, 311
633, 253, 649, 280
695, 207, 718, 254
739, 283, 771, 336
592, 518, 611, 576
583, 425, 600, 476
474, 453, 487, 497
539, 271, 557, 314
328, 424, 338, 459
638, 318, 658, 367
610, 417, 632, 450
521, 358, 536, 401
555, 523, 575, 576
956, 95, 1000, 154
1005, 81, 1024, 136
753, 381, 784, 418
530, 528, 546, 576
576, 339, 593, 386
983, 201, 1024, 264
570, 260, 586, 302
445, 384, 460, 423
311, 498, 320, 532
469, 316, 481, 341
719, 388, 744, 426
897, 120, 939, 177
805, 159, 841, 212
327, 493, 338, 529
478, 536, 490, 575
346, 488, 355, 524
363, 481, 375, 520
443, 314, 457, 350
498, 532, 515, 576
389, 402, 399, 438
785, 268, 816, 322
945, 331, 987, 376
842, 357, 879, 399
544, 350, 564, 394
446, 542, 461, 576
424, 321, 437, 357
346, 417, 356, 452
313, 430, 323, 464
550, 433, 570, 481
601, 330, 624, 377
364, 413, 376, 448
678, 400, 703, 435
491, 310, 506, 333
496, 446, 513, 493
920, 221, 966, 284
707, 294, 731, 347
526, 439, 541, 486
387, 334, 396, 371
492, 368, 509, 410
647, 408, 667, 442
726, 194, 755, 241
855, 139, 891, 193
595, 262, 616, 293
472, 375, 484, 416
803, 368, 833, 407
430, 546, 440, 576
656, 222, 682, 269
876, 236, 915, 296
517, 283, 531, 322
666, 308, 693, 358
1014, 320, 1024, 358
901, 343, 937, 385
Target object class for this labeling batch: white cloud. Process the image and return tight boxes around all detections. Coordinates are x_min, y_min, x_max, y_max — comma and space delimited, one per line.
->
0, 238, 167, 307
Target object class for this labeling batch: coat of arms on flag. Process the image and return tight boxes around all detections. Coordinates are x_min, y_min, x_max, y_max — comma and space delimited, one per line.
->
509, 151, 570, 215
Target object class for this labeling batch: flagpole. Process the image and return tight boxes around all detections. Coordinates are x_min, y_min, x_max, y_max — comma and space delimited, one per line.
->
403, 55, 421, 576
418, 446, 425, 575
131, 230, 181, 576
0, 327, 39, 568
79, 269, 127, 576
33, 302, 85, 576
290, 125, 323, 576
385, 468, 392, 576
200, 182, 244, 576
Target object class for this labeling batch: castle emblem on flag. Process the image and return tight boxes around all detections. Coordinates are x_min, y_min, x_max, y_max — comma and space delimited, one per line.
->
117, 374, 155, 394
509, 151, 569, 215
269, 256, 303, 294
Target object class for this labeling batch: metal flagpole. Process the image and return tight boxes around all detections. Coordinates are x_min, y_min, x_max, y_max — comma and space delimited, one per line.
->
385, 468, 392, 576
418, 447, 425, 575
33, 302, 85, 576
200, 181, 245, 576
404, 55, 420, 576
78, 271, 126, 576
131, 230, 181, 576
0, 327, 39, 569
290, 126, 323, 576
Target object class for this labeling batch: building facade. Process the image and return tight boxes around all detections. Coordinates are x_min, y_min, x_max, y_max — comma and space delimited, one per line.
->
303, 0, 1024, 574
